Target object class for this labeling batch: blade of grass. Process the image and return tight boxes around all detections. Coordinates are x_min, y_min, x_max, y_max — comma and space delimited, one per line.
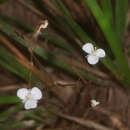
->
115, 0, 128, 42
85, 0, 130, 85
0, 96, 20, 104
101, 0, 113, 24
54, 0, 92, 42
0, 45, 31, 80
24, 111, 43, 123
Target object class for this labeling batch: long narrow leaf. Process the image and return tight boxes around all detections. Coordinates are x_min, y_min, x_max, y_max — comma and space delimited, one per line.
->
0, 96, 20, 104
101, 0, 113, 23
115, 0, 128, 42
0, 45, 30, 80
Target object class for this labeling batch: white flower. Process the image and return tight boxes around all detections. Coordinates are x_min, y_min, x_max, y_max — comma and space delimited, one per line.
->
17, 87, 42, 110
82, 43, 105, 65
91, 99, 100, 107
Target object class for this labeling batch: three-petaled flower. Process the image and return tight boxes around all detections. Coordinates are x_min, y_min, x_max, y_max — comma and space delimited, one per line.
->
91, 99, 100, 107
82, 43, 106, 65
17, 87, 42, 110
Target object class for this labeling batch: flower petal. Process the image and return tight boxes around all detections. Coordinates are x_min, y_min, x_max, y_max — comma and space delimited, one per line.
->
87, 55, 99, 65
91, 99, 100, 107
82, 43, 94, 54
31, 87, 42, 100
24, 100, 37, 110
17, 88, 28, 100
95, 49, 105, 58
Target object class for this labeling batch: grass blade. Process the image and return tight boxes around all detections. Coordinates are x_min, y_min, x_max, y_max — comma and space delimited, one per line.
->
101, 0, 113, 23
0, 45, 30, 80
115, 0, 128, 42
0, 96, 20, 104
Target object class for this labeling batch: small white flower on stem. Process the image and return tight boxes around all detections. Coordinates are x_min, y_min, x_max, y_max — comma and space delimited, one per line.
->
17, 87, 42, 110
33, 20, 48, 39
82, 43, 105, 65
91, 99, 100, 107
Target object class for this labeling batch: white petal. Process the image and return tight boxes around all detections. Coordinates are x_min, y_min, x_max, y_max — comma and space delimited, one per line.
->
31, 87, 42, 100
17, 88, 28, 100
91, 99, 100, 107
24, 100, 37, 110
95, 49, 105, 58
87, 55, 99, 65
82, 43, 94, 54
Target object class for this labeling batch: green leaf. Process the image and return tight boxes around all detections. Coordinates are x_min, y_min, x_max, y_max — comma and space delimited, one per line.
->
0, 45, 30, 80
115, 0, 128, 42
101, 0, 113, 23
54, 0, 92, 42
0, 45, 41, 85
0, 96, 20, 104
24, 111, 43, 122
